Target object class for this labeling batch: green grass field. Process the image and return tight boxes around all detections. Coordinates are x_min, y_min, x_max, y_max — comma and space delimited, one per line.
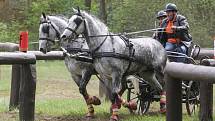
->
0, 61, 213, 121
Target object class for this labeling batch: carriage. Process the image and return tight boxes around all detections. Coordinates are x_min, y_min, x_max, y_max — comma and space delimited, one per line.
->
126, 43, 202, 115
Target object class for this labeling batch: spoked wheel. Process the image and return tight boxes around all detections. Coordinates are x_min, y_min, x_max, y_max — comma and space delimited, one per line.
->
127, 80, 151, 115
185, 81, 200, 116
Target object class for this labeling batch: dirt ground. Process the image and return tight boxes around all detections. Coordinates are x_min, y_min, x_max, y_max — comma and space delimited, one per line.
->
0, 77, 116, 121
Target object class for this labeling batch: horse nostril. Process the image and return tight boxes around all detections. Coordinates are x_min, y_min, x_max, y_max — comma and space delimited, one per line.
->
39, 48, 47, 54
61, 35, 66, 39
39, 48, 43, 52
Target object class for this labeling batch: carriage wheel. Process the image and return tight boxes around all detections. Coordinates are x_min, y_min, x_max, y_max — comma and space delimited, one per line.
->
185, 81, 200, 116
127, 82, 150, 115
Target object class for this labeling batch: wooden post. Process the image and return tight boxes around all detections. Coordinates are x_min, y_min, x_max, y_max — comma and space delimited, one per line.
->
199, 59, 213, 121
19, 31, 37, 121
199, 82, 213, 121
0, 42, 21, 111
19, 64, 36, 121
9, 64, 21, 111
0, 43, 20, 110
166, 74, 182, 121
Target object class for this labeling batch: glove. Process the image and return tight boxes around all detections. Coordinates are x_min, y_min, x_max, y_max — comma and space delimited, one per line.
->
171, 26, 178, 31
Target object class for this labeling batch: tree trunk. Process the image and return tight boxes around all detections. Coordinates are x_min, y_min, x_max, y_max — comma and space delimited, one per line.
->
84, 0, 91, 12
99, 0, 107, 24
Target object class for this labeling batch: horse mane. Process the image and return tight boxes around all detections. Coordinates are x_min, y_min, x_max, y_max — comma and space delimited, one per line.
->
40, 14, 68, 23
81, 11, 109, 33
48, 15, 68, 23
51, 14, 68, 21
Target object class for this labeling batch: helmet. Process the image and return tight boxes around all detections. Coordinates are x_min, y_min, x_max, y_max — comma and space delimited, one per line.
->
156, 10, 167, 19
165, 3, 177, 12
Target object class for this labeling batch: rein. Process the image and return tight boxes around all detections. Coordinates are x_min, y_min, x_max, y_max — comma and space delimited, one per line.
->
74, 27, 166, 39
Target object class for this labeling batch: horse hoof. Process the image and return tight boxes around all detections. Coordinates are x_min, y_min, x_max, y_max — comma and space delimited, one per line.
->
128, 100, 137, 110
110, 115, 119, 121
85, 113, 95, 120
89, 96, 101, 105
86, 116, 93, 121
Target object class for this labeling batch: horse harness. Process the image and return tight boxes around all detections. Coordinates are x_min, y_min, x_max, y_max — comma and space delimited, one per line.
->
39, 20, 61, 44
90, 34, 135, 75
64, 14, 136, 74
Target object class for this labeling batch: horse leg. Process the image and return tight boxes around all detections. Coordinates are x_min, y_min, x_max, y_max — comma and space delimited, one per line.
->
155, 71, 166, 113
109, 72, 124, 121
118, 76, 137, 111
72, 75, 95, 118
142, 70, 166, 113
118, 76, 127, 96
79, 70, 101, 105
142, 70, 163, 92
79, 70, 101, 119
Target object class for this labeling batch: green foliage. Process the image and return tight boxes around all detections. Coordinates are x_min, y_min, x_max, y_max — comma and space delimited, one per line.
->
0, 21, 24, 43
25, 0, 85, 45
0, 0, 214, 47
108, 0, 215, 47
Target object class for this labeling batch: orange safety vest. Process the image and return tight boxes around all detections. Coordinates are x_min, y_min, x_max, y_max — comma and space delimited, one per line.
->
165, 16, 180, 43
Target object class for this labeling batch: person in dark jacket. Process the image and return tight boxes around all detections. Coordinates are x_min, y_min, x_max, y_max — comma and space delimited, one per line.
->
158, 3, 192, 62
157, 10, 167, 26
157, 3, 192, 114
153, 10, 167, 46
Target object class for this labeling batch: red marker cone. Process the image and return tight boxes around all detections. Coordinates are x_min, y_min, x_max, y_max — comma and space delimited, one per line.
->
19, 31, 28, 52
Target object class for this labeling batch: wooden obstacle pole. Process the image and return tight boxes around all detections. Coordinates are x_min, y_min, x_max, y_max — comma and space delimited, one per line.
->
165, 62, 215, 82
28, 51, 64, 60
0, 52, 36, 65
196, 48, 214, 60
165, 62, 215, 121
0, 42, 19, 52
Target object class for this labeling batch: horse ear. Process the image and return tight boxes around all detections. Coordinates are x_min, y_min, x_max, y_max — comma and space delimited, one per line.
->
42, 12, 46, 19
72, 8, 78, 13
77, 6, 81, 14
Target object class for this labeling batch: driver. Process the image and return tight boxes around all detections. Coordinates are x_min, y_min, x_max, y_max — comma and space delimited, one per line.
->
157, 3, 192, 62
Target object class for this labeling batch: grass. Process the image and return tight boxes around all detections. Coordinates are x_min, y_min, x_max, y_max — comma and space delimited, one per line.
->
0, 61, 214, 121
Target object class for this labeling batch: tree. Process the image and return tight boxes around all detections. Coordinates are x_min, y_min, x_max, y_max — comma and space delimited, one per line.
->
84, 0, 91, 12
99, 0, 107, 24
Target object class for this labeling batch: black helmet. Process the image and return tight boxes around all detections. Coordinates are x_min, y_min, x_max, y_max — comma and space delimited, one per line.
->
156, 10, 167, 19
165, 3, 177, 12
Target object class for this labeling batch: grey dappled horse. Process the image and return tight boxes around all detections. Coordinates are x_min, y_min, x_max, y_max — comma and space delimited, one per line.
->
38, 13, 104, 116
61, 9, 167, 121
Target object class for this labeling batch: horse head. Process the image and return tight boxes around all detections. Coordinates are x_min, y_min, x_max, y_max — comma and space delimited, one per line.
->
39, 12, 62, 54
61, 8, 86, 41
